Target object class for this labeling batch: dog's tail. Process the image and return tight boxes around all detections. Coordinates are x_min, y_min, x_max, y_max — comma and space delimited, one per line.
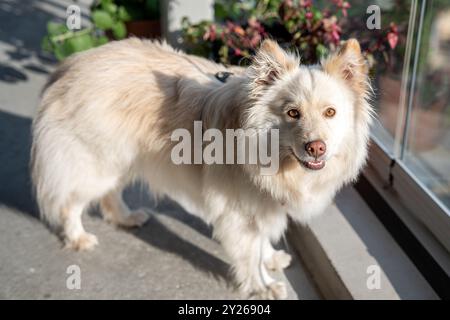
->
30, 109, 68, 231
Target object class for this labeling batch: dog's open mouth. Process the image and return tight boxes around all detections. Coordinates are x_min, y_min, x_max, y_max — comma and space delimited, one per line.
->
300, 159, 326, 170
291, 151, 326, 171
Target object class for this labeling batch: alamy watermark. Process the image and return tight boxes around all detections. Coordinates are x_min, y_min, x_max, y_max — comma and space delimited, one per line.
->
66, 5, 81, 31
366, 264, 381, 290
171, 121, 280, 175
66, 264, 81, 290
366, 5, 381, 30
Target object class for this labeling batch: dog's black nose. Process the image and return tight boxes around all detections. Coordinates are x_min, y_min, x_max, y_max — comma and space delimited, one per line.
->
305, 140, 326, 158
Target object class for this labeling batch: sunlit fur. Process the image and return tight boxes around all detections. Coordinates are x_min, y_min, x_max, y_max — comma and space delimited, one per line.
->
31, 38, 373, 299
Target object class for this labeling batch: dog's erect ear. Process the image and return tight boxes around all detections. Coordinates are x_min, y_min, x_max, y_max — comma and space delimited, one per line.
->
322, 39, 369, 96
248, 39, 298, 92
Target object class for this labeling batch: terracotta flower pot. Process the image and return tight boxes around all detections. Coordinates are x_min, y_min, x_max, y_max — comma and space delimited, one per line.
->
126, 20, 161, 39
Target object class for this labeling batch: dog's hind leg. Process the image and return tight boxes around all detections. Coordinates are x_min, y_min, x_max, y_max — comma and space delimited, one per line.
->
62, 199, 98, 251
100, 190, 150, 228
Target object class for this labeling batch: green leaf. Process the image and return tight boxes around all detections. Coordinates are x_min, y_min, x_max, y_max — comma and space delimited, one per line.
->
92, 10, 114, 30
286, 20, 295, 32
100, 0, 113, 7
293, 31, 302, 40
103, 2, 117, 15
118, 5, 132, 22
145, 0, 160, 19
95, 35, 109, 46
41, 36, 52, 52
120, 4, 145, 21
181, 17, 190, 29
64, 34, 95, 54
47, 22, 68, 36
214, 3, 227, 20
112, 21, 127, 39
53, 44, 69, 61
230, 3, 242, 20
316, 44, 328, 59
219, 45, 229, 63
313, 10, 322, 20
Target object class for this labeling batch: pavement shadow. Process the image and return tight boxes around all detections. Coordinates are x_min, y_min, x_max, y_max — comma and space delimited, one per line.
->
0, 111, 38, 217
0, 0, 91, 83
127, 199, 231, 283
120, 184, 231, 282
136, 217, 231, 282
0, 63, 28, 83
0, 0, 54, 63
0, 0, 89, 64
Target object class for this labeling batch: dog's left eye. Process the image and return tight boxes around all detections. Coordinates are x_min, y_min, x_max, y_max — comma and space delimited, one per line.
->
324, 107, 336, 118
287, 109, 300, 119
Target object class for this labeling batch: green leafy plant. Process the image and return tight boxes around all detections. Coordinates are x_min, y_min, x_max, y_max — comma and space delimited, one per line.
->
42, 0, 160, 61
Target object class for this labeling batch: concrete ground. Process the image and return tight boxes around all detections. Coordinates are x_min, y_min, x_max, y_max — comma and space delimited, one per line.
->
0, 0, 320, 299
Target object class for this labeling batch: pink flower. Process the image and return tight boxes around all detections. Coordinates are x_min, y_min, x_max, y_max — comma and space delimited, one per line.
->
387, 22, 399, 49
323, 17, 341, 44
300, 0, 312, 8
390, 22, 398, 33
250, 33, 262, 47
305, 12, 313, 20
203, 24, 216, 41
387, 32, 398, 49
284, 0, 293, 7
332, 0, 351, 17
331, 30, 340, 42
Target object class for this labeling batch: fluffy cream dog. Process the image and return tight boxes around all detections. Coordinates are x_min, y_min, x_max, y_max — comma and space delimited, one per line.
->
31, 38, 372, 299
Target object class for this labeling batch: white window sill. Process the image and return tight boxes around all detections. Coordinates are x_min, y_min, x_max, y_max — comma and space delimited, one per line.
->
286, 186, 438, 300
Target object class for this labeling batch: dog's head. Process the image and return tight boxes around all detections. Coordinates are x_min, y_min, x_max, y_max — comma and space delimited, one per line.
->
243, 39, 371, 172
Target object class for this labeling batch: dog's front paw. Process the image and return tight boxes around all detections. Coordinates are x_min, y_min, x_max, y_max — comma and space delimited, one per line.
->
265, 250, 292, 271
250, 281, 288, 300
64, 232, 99, 251
112, 208, 150, 228
126, 209, 150, 227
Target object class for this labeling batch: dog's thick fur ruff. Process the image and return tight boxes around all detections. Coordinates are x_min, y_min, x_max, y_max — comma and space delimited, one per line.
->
31, 38, 373, 299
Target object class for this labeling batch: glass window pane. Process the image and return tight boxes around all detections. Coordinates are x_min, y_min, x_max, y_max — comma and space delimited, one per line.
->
339, 0, 413, 154
403, 1, 450, 210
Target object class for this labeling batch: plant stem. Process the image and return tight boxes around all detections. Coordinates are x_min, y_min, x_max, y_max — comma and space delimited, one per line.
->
50, 27, 94, 43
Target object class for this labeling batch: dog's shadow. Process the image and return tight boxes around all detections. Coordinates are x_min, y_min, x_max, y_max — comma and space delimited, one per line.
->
0, 110, 231, 283
121, 185, 231, 283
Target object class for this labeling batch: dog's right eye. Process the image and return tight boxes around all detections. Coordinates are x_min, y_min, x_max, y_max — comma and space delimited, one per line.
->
287, 109, 300, 119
